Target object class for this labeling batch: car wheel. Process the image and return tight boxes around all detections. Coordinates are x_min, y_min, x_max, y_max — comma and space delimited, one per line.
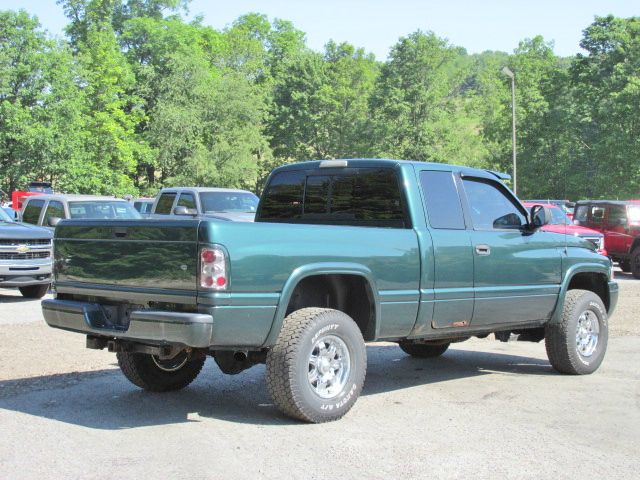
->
266, 308, 367, 423
545, 289, 608, 375
398, 340, 450, 358
117, 350, 205, 392
619, 260, 631, 273
631, 248, 640, 279
18, 284, 49, 299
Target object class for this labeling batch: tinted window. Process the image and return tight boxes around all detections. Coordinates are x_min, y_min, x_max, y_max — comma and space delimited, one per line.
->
177, 193, 196, 209
574, 205, 588, 222
200, 192, 259, 213
607, 205, 626, 225
258, 171, 305, 220
420, 171, 465, 229
155, 193, 176, 215
462, 179, 526, 230
303, 176, 330, 215
22, 199, 45, 224
68, 201, 141, 219
43, 201, 65, 224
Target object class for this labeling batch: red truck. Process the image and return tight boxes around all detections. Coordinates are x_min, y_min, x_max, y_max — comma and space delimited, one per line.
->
573, 200, 640, 278
10, 181, 53, 212
523, 202, 606, 256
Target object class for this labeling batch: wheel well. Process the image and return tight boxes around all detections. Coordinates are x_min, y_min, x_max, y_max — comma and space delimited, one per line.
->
286, 274, 376, 341
567, 272, 610, 311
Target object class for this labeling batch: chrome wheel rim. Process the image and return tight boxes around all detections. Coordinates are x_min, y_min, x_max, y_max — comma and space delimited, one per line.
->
308, 335, 351, 399
576, 310, 599, 357
152, 351, 188, 372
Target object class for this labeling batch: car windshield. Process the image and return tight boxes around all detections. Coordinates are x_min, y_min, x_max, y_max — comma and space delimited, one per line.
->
547, 206, 571, 225
0, 207, 13, 222
200, 192, 259, 213
68, 201, 141, 219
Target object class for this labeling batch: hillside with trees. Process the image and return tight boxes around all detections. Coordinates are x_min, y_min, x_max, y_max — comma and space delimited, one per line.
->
1, 0, 638, 199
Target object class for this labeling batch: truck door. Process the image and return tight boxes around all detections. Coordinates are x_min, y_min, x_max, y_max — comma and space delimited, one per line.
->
603, 204, 629, 256
418, 170, 474, 329
460, 176, 562, 327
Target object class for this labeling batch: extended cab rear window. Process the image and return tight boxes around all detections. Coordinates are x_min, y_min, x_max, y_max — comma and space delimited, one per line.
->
257, 167, 409, 228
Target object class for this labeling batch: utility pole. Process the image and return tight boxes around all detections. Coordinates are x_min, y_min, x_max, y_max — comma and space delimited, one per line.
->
502, 66, 517, 195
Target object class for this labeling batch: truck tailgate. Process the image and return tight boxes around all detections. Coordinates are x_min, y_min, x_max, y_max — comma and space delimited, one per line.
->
54, 219, 200, 300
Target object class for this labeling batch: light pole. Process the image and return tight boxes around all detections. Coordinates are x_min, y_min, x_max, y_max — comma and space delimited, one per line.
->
501, 66, 517, 195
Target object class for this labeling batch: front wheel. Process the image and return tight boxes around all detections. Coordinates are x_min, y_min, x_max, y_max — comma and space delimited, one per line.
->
631, 248, 640, 279
266, 308, 367, 423
19, 284, 49, 299
117, 350, 205, 392
545, 289, 608, 375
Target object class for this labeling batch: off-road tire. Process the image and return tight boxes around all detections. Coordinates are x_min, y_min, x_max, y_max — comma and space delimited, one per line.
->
398, 340, 450, 358
545, 289, 608, 375
631, 248, 640, 279
266, 308, 367, 423
619, 260, 631, 273
18, 284, 49, 298
117, 351, 205, 392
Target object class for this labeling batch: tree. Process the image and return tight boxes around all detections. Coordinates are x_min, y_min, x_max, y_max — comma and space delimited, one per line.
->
0, 10, 86, 194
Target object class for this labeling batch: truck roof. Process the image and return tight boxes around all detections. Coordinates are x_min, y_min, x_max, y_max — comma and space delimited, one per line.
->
575, 200, 640, 206
158, 187, 256, 194
23, 194, 128, 202
272, 158, 510, 182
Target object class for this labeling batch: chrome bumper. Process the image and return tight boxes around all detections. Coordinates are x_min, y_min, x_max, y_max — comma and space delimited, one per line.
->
42, 299, 213, 348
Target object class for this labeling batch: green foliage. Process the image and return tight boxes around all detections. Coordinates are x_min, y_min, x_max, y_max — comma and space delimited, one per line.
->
1, 6, 639, 201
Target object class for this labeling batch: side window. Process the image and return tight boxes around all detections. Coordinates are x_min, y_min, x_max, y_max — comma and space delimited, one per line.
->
606, 205, 626, 226
177, 193, 196, 210
155, 193, 176, 215
43, 201, 65, 224
462, 178, 526, 230
420, 171, 465, 229
257, 171, 305, 221
590, 206, 605, 224
22, 199, 45, 224
574, 205, 588, 223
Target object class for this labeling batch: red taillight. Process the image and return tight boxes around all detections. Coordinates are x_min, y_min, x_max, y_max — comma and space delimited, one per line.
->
200, 246, 227, 290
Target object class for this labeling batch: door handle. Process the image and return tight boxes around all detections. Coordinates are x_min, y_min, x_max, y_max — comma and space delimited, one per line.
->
475, 244, 491, 256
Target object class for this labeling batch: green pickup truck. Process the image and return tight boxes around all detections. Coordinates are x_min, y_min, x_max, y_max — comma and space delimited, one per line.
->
42, 159, 618, 423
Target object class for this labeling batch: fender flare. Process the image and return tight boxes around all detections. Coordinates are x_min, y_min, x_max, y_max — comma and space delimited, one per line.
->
261, 262, 380, 347
550, 262, 611, 324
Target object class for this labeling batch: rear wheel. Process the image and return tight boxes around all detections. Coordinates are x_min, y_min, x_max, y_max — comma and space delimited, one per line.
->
545, 289, 608, 375
398, 340, 450, 358
18, 284, 49, 299
631, 248, 640, 279
266, 308, 367, 423
117, 350, 205, 392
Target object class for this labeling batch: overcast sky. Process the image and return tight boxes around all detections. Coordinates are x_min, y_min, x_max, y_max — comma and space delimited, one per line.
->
3, 0, 638, 59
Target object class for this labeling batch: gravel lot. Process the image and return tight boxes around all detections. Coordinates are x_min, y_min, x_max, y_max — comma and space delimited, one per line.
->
1, 270, 639, 479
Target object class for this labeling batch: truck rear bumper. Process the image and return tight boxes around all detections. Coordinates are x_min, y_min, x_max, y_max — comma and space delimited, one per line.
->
42, 299, 213, 348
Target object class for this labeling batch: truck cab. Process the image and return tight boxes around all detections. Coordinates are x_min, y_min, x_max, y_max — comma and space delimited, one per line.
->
151, 187, 259, 222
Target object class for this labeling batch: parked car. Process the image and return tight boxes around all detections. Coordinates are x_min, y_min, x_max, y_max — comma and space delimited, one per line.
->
132, 198, 154, 217
0, 206, 52, 298
21, 194, 141, 228
523, 202, 606, 255
151, 187, 259, 221
574, 200, 640, 277
526, 199, 575, 220
42, 159, 616, 423
2, 206, 18, 220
